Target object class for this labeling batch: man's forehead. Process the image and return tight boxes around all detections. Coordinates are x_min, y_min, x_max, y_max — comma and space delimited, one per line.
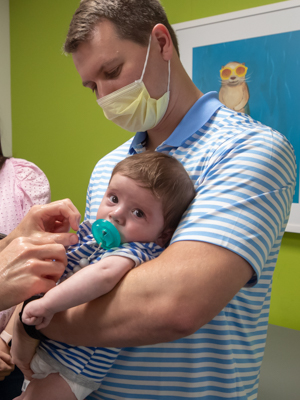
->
90, 19, 121, 45
72, 33, 122, 78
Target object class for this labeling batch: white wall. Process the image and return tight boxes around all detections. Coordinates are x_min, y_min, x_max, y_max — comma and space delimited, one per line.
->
0, 0, 12, 156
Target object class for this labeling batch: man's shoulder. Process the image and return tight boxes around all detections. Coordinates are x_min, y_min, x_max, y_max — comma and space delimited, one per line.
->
211, 107, 280, 138
205, 107, 294, 154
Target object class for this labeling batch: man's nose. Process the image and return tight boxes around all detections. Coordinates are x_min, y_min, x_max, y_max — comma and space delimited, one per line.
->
95, 81, 113, 100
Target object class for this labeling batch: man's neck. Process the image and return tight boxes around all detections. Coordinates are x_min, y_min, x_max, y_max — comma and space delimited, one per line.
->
146, 78, 203, 151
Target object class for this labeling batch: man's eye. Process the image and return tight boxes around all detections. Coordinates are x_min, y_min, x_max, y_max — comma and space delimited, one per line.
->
109, 195, 118, 204
105, 65, 121, 79
133, 209, 145, 218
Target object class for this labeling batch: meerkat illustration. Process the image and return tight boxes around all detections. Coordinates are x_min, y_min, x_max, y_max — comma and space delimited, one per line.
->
219, 62, 250, 115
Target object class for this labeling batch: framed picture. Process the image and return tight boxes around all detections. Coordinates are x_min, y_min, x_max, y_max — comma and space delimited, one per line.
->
173, 0, 300, 233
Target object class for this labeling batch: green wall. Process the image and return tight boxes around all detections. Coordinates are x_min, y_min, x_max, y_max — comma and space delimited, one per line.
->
10, 0, 299, 330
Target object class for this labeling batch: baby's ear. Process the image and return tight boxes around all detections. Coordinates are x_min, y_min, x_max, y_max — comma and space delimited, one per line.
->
156, 228, 174, 248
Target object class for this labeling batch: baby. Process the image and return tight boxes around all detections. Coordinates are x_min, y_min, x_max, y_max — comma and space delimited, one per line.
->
15, 151, 195, 400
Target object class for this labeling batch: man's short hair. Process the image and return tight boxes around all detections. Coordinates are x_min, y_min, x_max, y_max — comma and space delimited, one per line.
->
64, 0, 179, 55
111, 151, 195, 232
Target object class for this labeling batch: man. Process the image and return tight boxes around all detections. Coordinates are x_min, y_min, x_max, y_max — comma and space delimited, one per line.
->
16, 1, 296, 399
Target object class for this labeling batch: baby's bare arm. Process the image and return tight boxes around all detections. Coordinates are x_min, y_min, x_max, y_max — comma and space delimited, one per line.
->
22, 256, 134, 329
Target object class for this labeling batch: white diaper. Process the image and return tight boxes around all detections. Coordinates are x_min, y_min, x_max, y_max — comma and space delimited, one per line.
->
22, 353, 95, 400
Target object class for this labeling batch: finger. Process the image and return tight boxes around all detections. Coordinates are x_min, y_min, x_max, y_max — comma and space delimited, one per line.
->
0, 370, 13, 379
36, 320, 49, 330
0, 352, 12, 364
59, 199, 81, 229
10, 354, 18, 366
37, 259, 66, 280
51, 220, 72, 233
24, 243, 68, 266
0, 364, 13, 377
17, 260, 66, 300
39, 199, 81, 231
1, 366, 15, 376
23, 259, 65, 285
28, 272, 64, 296
50, 232, 78, 247
16, 240, 67, 264
22, 316, 38, 325
19, 233, 77, 248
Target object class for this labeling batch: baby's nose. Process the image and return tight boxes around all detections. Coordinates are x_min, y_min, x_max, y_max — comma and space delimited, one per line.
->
110, 208, 125, 225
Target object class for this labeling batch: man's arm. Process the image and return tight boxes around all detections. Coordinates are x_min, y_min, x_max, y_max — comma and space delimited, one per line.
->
42, 240, 253, 347
3, 199, 80, 248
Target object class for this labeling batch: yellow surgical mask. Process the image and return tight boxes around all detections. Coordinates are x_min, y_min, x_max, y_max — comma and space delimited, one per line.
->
97, 36, 170, 132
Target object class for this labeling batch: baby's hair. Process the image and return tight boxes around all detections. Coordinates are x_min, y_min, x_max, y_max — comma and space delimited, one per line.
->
111, 151, 195, 232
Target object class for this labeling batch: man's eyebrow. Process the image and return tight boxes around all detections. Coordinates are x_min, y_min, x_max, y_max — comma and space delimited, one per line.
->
82, 57, 120, 87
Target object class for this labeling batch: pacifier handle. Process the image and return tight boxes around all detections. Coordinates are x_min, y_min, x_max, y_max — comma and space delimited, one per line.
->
91, 219, 121, 249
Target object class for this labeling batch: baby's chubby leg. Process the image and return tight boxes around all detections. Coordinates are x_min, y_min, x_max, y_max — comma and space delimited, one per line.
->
14, 373, 77, 400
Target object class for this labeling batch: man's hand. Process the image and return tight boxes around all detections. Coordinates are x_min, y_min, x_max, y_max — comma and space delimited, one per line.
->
0, 340, 14, 381
4, 199, 81, 248
11, 316, 39, 381
0, 237, 67, 311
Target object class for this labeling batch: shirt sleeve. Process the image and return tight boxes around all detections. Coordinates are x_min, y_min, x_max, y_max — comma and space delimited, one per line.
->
13, 158, 51, 217
102, 242, 164, 267
171, 128, 296, 284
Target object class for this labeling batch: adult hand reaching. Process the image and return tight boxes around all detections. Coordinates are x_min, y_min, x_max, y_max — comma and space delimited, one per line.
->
0, 237, 68, 311
3, 199, 81, 248
0, 199, 81, 311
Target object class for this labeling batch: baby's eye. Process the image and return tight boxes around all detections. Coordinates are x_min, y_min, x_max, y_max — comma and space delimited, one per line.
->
133, 209, 145, 218
109, 195, 118, 204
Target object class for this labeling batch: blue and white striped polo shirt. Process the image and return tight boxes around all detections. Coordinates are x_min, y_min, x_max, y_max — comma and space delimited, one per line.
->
38, 221, 164, 389
86, 92, 296, 399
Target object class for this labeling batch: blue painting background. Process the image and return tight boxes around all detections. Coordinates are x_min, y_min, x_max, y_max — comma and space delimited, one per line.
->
193, 30, 299, 203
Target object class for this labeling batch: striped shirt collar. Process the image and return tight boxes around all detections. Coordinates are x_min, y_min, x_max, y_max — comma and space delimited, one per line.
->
129, 91, 223, 154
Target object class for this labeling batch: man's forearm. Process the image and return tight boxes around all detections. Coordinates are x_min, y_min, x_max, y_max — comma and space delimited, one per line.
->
41, 241, 253, 348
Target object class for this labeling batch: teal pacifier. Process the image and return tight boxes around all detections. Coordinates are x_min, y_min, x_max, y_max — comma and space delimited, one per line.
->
91, 219, 121, 249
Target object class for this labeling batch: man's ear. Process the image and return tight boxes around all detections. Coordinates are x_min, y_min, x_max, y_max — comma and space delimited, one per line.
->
156, 228, 174, 248
152, 23, 173, 61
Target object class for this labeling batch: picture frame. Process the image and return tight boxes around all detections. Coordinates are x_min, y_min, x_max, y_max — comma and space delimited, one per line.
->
173, 0, 300, 233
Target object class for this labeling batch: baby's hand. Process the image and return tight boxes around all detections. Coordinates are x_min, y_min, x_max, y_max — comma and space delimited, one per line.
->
22, 300, 54, 330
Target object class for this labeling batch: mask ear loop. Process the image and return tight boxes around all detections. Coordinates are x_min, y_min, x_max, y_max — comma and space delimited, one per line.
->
167, 60, 171, 92
139, 36, 152, 82
140, 35, 171, 93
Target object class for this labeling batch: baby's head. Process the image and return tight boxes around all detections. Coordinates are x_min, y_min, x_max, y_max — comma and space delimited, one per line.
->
97, 152, 195, 247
